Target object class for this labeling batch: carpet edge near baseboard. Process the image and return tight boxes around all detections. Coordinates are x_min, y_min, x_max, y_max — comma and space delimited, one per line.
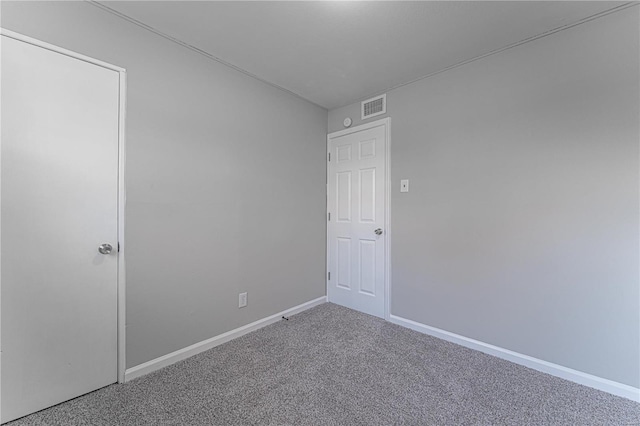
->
124, 296, 328, 382
388, 314, 640, 403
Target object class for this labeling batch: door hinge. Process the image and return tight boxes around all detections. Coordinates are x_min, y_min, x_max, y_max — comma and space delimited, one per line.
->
328, 152, 331, 162
118, 242, 120, 252
328, 212, 331, 221
328, 271, 331, 280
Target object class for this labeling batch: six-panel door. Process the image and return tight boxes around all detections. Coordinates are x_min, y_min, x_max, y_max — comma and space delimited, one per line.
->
327, 123, 386, 318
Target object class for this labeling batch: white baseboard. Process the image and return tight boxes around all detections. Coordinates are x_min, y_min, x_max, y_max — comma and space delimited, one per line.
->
388, 314, 640, 403
125, 296, 327, 382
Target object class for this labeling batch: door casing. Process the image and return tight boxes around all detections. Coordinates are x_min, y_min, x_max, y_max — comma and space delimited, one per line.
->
0, 28, 127, 385
326, 117, 391, 320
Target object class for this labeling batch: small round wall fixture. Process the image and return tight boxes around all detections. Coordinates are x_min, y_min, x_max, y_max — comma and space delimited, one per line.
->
343, 117, 352, 128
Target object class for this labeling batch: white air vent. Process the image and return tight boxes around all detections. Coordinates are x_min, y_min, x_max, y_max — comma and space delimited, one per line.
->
361, 94, 386, 120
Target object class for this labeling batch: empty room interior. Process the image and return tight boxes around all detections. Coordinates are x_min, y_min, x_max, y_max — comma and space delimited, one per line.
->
1, 1, 639, 424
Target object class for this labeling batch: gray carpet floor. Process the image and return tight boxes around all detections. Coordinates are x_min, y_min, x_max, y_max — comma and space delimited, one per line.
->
8, 303, 640, 425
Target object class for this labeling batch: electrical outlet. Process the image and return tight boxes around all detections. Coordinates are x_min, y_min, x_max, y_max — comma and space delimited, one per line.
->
238, 292, 248, 308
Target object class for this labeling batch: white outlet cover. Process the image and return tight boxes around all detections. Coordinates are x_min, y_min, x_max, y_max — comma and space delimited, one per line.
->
400, 179, 409, 193
239, 292, 248, 308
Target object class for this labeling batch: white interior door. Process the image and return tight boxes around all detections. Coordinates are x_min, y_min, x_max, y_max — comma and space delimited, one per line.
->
1, 34, 121, 423
327, 120, 387, 318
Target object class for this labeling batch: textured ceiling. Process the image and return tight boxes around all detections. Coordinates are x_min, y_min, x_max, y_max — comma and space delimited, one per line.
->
101, 1, 625, 109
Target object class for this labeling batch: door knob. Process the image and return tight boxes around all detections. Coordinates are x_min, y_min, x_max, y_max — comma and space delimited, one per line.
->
374, 228, 383, 235
98, 243, 113, 255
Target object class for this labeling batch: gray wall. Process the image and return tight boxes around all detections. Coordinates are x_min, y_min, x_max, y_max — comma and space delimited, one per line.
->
330, 7, 639, 387
1, 1, 327, 369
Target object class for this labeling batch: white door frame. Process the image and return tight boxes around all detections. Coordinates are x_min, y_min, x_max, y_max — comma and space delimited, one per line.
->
0, 28, 127, 384
326, 117, 391, 320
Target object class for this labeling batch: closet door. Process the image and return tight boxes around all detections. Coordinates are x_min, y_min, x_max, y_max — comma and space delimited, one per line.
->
327, 121, 387, 318
1, 34, 120, 423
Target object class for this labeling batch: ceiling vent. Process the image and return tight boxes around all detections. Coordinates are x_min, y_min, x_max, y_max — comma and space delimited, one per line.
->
361, 94, 386, 120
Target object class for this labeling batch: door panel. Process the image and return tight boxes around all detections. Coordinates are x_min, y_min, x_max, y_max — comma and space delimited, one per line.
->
337, 238, 352, 289
359, 168, 375, 222
1, 35, 120, 423
337, 171, 352, 222
359, 239, 376, 295
327, 123, 386, 318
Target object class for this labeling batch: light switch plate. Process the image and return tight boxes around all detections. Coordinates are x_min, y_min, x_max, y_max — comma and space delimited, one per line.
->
400, 179, 409, 193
